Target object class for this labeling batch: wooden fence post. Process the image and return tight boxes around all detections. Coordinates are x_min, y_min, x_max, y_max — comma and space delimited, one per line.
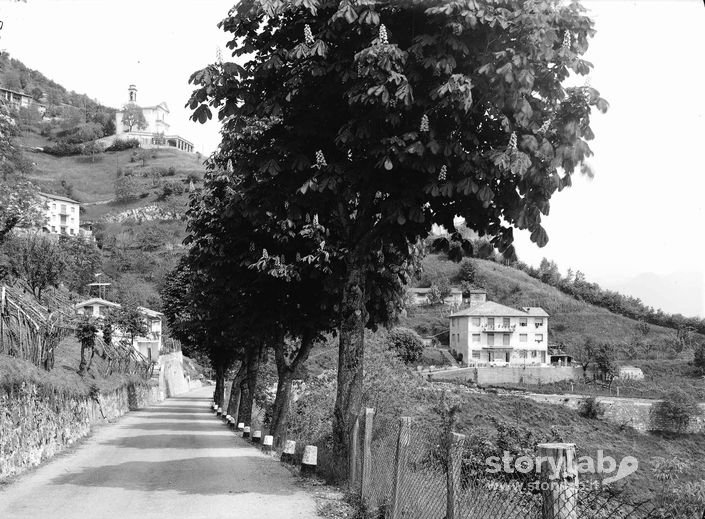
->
361, 408, 375, 505
538, 443, 578, 519
390, 417, 411, 519
349, 412, 360, 489
446, 432, 465, 519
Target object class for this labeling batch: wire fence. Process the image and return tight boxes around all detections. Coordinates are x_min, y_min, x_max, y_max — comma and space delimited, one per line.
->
356, 410, 704, 519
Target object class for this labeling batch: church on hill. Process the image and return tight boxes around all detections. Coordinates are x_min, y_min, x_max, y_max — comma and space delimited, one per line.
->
102, 85, 194, 153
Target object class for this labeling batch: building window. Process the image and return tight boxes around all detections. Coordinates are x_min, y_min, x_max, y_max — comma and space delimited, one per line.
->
520, 317, 527, 327
487, 333, 494, 346
531, 350, 537, 358
535, 318, 544, 328
487, 317, 495, 328
535, 334, 543, 342
519, 334, 527, 343
472, 351, 480, 359
503, 334, 510, 346
503, 317, 510, 328
472, 334, 481, 343
471, 317, 480, 327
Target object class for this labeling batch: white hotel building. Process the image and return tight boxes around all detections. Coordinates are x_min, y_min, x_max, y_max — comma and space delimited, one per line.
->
449, 290, 549, 366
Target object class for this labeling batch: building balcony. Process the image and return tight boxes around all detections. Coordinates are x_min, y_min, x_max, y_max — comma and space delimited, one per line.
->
481, 324, 516, 332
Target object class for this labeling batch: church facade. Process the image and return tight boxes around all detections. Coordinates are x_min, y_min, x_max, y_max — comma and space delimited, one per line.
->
106, 85, 194, 153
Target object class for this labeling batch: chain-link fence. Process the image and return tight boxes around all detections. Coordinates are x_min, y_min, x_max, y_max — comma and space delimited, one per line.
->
356, 410, 704, 519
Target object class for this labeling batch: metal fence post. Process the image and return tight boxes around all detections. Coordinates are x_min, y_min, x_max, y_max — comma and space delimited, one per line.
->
390, 417, 411, 519
446, 432, 465, 519
538, 443, 578, 519
361, 408, 375, 504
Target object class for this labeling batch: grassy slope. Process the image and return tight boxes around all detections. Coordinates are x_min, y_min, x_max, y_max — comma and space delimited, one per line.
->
410, 253, 682, 350
0, 337, 147, 397
22, 133, 204, 215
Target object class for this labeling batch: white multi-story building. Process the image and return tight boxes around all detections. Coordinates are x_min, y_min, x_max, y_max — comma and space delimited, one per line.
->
449, 290, 549, 366
39, 192, 80, 236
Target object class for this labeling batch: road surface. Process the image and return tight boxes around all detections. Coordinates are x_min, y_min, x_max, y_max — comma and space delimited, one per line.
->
0, 387, 319, 519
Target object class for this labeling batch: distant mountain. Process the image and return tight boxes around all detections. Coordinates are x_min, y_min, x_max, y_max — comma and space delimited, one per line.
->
610, 271, 704, 319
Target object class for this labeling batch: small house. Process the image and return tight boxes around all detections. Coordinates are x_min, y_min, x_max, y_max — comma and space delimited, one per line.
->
75, 298, 163, 362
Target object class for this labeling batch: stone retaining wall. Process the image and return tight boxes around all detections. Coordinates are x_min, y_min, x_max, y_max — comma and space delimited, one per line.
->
0, 382, 161, 482
428, 366, 582, 385
523, 393, 705, 433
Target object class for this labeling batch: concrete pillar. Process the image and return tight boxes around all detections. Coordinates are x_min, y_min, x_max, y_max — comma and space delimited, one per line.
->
237, 422, 244, 431
243, 426, 250, 439
301, 445, 317, 476
262, 435, 273, 453
252, 430, 262, 444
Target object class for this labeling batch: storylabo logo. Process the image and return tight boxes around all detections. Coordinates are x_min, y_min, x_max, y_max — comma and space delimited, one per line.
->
486, 450, 639, 484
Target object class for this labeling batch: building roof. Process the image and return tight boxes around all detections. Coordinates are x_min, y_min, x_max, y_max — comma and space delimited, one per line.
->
450, 301, 549, 318
410, 287, 462, 294
75, 298, 120, 309
39, 192, 80, 204
522, 307, 550, 317
75, 298, 163, 318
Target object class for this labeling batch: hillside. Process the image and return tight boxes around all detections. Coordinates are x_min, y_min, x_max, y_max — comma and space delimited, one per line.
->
401, 253, 695, 357
16, 131, 204, 308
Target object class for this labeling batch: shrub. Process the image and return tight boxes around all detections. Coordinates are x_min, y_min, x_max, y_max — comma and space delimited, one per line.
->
43, 142, 83, 156
458, 258, 476, 284
114, 176, 139, 203
105, 138, 140, 152
578, 397, 605, 419
185, 172, 201, 184
693, 342, 705, 375
651, 389, 701, 433
387, 327, 425, 364
159, 181, 185, 200
447, 241, 464, 262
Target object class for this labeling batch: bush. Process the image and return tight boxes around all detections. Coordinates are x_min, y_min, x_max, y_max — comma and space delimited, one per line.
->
578, 397, 604, 419
387, 327, 424, 364
105, 138, 140, 152
114, 176, 139, 203
159, 181, 185, 200
693, 342, 705, 375
650, 389, 701, 433
43, 142, 83, 156
447, 241, 464, 262
458, 258, 476, 284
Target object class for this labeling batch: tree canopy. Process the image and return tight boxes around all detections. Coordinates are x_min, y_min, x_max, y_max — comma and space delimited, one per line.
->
186, 0, 606, 471
120, 103, 147, 132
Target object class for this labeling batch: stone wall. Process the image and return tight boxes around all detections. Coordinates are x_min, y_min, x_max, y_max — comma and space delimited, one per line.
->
523, 393, 705, 433
0, 381, 161, 482
159, 351, 190, 397
428, 366, 582, 385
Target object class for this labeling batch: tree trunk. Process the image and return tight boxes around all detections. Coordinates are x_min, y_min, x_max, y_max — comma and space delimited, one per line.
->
270, 368, 294, 450
333, 261, 367, 479
214, 364, 226, 407
270, 332, 315, 450
78, 343, 88, 375
237, 349, 260, 427
227, 362, 246, 418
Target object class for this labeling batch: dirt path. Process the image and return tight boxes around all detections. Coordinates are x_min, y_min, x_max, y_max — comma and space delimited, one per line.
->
0, 387, 319, 519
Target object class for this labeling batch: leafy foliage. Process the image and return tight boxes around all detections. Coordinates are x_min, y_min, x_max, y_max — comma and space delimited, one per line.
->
4, 233, 66, 299
578, 396, 604, 419
650, 389, 701, 433
186, 0, 605, 464
120, 103, 147, 132
387, 327, 424, 364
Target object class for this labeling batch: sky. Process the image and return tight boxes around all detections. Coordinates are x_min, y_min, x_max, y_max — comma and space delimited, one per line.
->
1, 0, 703, 317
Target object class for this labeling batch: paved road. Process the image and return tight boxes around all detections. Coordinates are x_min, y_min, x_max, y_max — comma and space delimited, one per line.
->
0, 387, 318, 519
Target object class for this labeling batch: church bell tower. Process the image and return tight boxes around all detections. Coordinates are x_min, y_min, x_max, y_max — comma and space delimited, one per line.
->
128, 84, 137, 103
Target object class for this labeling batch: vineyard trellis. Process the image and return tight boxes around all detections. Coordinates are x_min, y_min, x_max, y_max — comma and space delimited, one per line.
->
1, 284, 152, 377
